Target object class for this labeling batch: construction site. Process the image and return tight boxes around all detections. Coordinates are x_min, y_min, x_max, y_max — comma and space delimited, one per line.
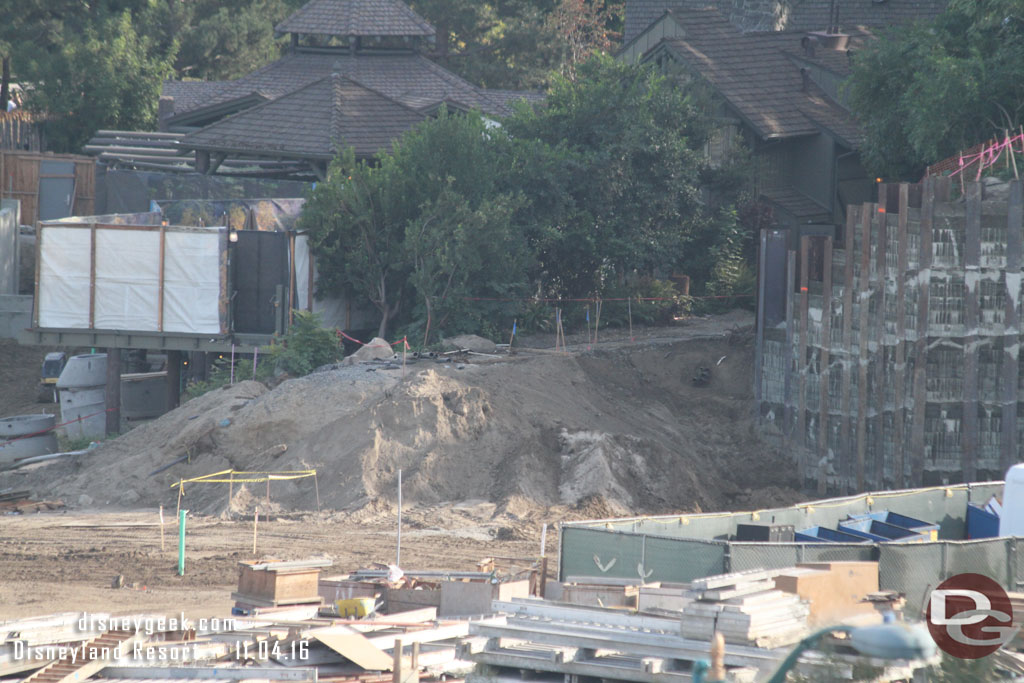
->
4, 0, 1024, 678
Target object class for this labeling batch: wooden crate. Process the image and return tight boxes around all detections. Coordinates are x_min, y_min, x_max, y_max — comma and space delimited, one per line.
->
236, 561, 322, 605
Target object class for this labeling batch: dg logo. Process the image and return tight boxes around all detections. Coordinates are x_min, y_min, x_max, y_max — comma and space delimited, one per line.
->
926, 573, 1017, 659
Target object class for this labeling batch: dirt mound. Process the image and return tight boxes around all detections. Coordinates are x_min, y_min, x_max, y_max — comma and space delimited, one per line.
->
6, 312, 802, 516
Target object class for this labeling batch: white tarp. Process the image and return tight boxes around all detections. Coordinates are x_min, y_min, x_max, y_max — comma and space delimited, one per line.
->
163, 230, 222, 333
95, 229, 160, 330
38, 227, 91, 328
294, 233, 312, 311
37, 224, 224, 334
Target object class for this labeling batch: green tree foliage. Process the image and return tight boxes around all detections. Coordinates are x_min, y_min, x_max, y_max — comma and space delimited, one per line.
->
26, 7, 175, 152
410, 0, 621, 89
304, 58, 749, 340
146, 0, 305, 80
300, 111, 529, 342
502, 55, 724, 299
268, 310, 340, 375
847, 0, 1024, 179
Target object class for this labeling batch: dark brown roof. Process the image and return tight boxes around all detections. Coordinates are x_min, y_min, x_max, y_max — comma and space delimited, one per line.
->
180, 73, 426, 159
761, 186, 831, 221
623, 0, 948, 42
651, 9, 861, 141
163, 51, 508, 124
162, 80, 236, 113
275, 0, 435, 38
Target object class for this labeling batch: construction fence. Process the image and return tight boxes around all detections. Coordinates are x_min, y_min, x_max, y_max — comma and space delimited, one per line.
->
558, 482, 1010, 613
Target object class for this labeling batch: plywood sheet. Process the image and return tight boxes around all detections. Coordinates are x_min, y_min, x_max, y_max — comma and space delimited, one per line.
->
308, 627, 393, 671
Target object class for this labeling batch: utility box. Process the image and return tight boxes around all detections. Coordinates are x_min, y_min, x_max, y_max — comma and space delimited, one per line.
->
735, 523, 795, 542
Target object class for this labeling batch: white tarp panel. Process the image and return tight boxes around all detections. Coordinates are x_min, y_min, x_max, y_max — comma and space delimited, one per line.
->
37, 224, 224, 334
94, 229, 160, 330
38, 227, 91, 328
294, 233, 312, 311
163, 230, 222, 333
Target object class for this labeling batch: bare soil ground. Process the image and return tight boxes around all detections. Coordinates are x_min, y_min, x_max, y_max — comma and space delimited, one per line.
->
0, 507, 540, 620
0, 311, 805, 620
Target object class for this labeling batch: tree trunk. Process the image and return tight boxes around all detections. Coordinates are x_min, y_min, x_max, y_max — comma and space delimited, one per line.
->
422, 295, 432, 348
377, 312, 388, 339
0, 56, 10, 112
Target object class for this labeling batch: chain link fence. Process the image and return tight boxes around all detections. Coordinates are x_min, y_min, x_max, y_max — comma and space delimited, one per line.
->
559, 483, 1022, 606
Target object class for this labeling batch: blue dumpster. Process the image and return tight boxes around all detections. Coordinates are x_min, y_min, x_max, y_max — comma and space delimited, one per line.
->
839, 518, 929, 542
795, 526, 870, 543
848, 511, 940, 541
966, 503, 1000, 539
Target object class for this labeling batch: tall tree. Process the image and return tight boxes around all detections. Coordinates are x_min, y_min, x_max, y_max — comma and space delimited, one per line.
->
502, 56, 720, 298
846, 0, 1024, 179
25, 7, 175, 152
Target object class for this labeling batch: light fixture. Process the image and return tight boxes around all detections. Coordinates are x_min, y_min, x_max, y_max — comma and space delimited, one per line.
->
229, 229, 239, 243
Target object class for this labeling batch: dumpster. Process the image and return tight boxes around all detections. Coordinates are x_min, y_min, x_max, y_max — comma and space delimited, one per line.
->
838, 518, 929, 542
967, 503, 1000, 539
848, 511, 940, 541
795, 526, 870, 543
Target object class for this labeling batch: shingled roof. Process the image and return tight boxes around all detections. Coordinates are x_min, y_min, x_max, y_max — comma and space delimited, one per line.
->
180, 73, 426, 160
275, 0, 435, 38
648, 9, 860, 141
163, 50, 509, 126
623, 0, 949, 42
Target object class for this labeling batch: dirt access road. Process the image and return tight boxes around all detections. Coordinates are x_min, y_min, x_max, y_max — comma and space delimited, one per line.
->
0, 506, 539, 621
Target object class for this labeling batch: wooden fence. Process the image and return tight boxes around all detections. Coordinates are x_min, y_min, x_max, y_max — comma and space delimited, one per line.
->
0, 151, 94, 225
0, 111, 43, 152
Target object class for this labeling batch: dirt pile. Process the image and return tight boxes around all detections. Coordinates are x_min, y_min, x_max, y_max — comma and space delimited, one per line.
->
6, 312, 802, 516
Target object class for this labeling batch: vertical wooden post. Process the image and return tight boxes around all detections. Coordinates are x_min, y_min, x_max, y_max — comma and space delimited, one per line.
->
797, 236, 810, 457
894, 184, 909, 487
818, 236, 833, 494
158, 225, 166, 332
839, 207, 857, 493
784, 250, 796, 441
1004, 180, 1024, 473
912, 178, 936, 486
166, 350, 182, 410
33, 218, 41, 326
754, 230, 768, 404
89, 223, 97, 327
105, 347, 121, 436
963, 181, 982, 483
873, 204, 888, 487
392, 639, 403, 683
856, 202, 872, 492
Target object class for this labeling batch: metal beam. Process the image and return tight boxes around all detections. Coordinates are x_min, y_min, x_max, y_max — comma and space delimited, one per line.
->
18, 328, 268, 353
100, 667, 316, 681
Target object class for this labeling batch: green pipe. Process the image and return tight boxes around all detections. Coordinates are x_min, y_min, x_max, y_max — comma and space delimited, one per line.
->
178, 509, 186, 576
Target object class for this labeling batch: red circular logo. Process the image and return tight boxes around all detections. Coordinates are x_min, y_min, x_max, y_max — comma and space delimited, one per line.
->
926, 573, 1014, 659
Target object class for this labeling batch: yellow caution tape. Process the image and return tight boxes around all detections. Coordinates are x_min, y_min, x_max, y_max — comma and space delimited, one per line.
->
170, 469, 317, 489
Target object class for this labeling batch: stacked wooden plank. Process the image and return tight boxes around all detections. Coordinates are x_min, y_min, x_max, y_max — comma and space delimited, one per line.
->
681, 570, 809, 648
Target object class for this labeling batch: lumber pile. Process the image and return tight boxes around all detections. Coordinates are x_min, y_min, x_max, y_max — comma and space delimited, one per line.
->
773, 562, 879, 626
0, 498, 64, 513
466, 598, 772, 683
681, 570, 809, 648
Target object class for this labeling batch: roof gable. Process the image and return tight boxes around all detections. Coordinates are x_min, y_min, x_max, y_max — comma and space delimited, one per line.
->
643, 9, 860, 141
163, 50, 509, 126
180, 73, 426, 159
623, 0, 949, 42
275, 0, 435, 38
